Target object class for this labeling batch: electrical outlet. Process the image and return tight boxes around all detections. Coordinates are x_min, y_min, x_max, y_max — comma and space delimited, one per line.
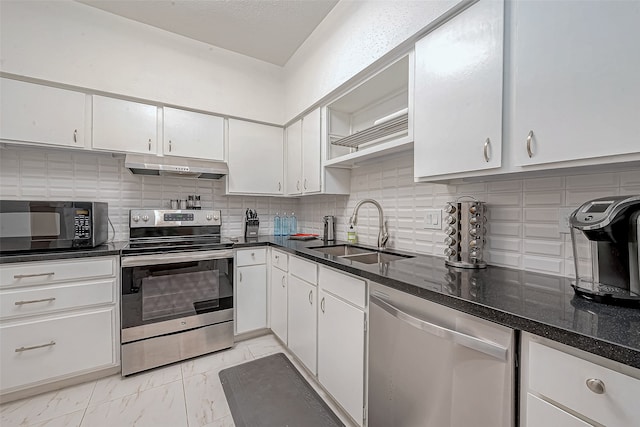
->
424, 209, 442, 230
559, 207, 576, 233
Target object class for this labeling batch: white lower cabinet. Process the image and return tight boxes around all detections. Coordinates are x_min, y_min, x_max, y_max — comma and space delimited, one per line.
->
318, 266, 367, 427
0, 307, 116, 391
287, 274, 317, 374
235, 248, 267, 334
0, 256, 119, 399
521, 333, 640, 427
269, 266, 288, 343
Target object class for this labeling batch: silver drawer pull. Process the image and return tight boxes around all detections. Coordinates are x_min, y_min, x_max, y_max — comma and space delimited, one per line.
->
13, 272, 55, 279
281, 276, 286, 287
15, 297, 56, 306
15, 341, 56, 353
586, 378, 605, 394
309, 290, 313, 305
73, 129, 78, 143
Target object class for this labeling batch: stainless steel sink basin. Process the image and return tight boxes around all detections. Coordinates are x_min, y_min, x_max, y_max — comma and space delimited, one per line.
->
309, 245, 374, 257
308, 244, 414, 264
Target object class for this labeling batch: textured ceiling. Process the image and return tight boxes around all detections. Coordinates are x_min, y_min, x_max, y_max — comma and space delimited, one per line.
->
76, 0, 339, 66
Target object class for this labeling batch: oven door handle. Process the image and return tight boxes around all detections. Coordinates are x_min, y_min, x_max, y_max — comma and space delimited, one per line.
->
121, 249, 234, 267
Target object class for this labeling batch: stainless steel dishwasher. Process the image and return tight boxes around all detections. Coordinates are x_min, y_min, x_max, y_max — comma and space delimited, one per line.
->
368, 282, 514, 427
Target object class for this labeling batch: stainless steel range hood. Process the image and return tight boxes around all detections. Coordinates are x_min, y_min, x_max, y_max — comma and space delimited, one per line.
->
124, 154, 228, 179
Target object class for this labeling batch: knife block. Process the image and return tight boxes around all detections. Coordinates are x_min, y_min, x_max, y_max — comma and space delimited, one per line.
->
244, 219, 259, 238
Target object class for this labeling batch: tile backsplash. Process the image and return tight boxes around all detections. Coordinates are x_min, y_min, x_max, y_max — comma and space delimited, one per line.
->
2, 145, 639, 278
297, 152, 640, 278
0, 146, 298, 241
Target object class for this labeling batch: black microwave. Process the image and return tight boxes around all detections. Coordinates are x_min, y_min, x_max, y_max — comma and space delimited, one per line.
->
0, 201, 109, 253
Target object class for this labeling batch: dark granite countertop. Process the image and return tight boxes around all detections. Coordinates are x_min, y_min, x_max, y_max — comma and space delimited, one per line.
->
236, 236, 640, 369
0, 241, 128, 264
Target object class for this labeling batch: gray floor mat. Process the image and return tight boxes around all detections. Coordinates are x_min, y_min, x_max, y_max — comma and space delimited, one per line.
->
219, 352, 345, 427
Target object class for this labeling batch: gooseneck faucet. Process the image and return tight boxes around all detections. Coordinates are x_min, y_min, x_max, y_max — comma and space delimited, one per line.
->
349, 199, 389, 250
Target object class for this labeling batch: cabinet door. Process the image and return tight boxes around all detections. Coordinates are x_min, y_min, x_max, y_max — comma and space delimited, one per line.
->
236, 264, 267, 334
227, 119, 284, 195
163, 107, 224, 160
511, 0, 640, 166
0, 78, 86, 148
92, 95, 157, 154
286, 120, 302, 195
414, 0, 504, 178
288, 275, 317, 374
318, 290, 365, 426
302, 108, 321, 193
0, 307, 116, 391
269, 267, 288, 343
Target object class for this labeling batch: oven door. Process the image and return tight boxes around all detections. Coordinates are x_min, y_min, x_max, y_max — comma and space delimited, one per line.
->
120, 249, 234, 344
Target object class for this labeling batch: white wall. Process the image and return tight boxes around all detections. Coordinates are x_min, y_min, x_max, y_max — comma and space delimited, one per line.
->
0, 146, 298, 241
297, 152, 640, 277
283, 0, 460, 121
0, 0, 284, 124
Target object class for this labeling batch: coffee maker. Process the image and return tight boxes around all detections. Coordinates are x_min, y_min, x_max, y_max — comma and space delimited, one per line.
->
569, 195, 640, 307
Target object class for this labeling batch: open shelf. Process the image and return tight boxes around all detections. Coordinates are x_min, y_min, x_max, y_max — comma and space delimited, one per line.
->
325, 53, 413, 166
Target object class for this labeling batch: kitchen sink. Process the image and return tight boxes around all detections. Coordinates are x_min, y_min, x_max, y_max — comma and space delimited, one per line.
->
309, 245, 374, 257
308, 244, 414, 264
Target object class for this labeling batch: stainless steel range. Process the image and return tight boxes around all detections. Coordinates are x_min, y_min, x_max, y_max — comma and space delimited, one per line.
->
120, 209, 234, 376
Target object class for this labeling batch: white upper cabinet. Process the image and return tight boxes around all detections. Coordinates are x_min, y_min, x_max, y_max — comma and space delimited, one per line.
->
286, 108, 322, 196
302, 108, 322, 193
0, 78, 87, 148
227, 119, 284, 195
163, 107, 224, 160
510, 0, 640, 167
92, 95, 157, 154
286, 119, 303, 195
414, 0, 504, 180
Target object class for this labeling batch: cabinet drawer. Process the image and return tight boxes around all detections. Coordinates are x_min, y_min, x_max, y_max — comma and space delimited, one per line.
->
236, 248, 267, 266
0, 307, 116, 391
526, 393, 591, 427
529, 341, 640, 427
319, 266, 366, 309
289, 256, 317, 284
271, 249, 288, 271
0, 257, 116, 288
0, 279, 115, 320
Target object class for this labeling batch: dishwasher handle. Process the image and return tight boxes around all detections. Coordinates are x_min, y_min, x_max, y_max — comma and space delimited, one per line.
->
370, 294, 508, 361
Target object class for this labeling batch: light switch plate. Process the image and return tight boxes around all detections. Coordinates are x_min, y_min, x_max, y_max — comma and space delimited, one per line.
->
559, 207, 576, 233
424, 209, 442, 230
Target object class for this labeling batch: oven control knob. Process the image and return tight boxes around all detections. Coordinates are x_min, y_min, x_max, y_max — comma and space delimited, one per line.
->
444, 236, 456, 246
142, 215, 149, 222
444, 226, 457, 236
214, 213, 220, 220
444, 247, 457, 257
132, 215, 140, 222
206, 214, 213, 221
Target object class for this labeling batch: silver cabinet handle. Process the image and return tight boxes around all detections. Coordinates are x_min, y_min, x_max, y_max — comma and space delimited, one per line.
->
13, 272, 55, 279
169, 140, 172, 152
281, 276, 286, 288
251, 252, 255, 257
15, 297, 56, 306
370, 294, 508, 361
121, 249, 233, 267
148, 139, 152, 151
274, 255, 279, 260
73, 129, 78, 143
297, 180, 300, 191
278, 182, 282, 191
304, 178, 308, 190
586, 378, 605, 394
320, 297, 325, 313
526, 130, 534, 158
309, 290, 313, 305
239, 271, 243, 282
15, 341, 56, 353
483, 138, 490, 162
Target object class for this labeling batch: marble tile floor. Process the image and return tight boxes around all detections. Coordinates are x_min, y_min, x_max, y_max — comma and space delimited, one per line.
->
0, 334, 356, 427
